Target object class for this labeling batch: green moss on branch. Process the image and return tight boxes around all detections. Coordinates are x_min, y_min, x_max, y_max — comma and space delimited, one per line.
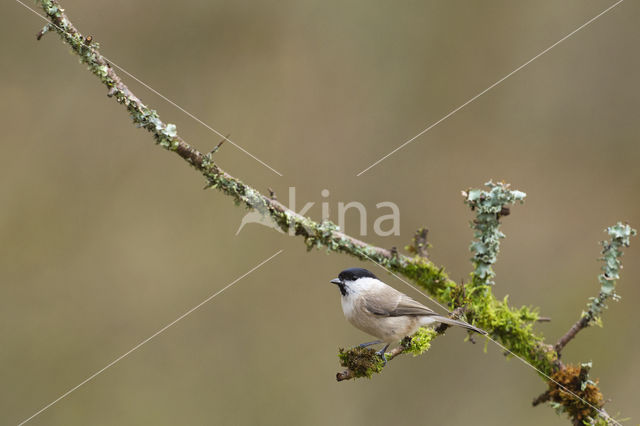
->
336, 328, 437, 381
403, 327, 437, 356
337, 347, 385, 379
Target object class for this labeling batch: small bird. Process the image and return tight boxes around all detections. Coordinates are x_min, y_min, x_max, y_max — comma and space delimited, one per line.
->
330, 267, 486, 363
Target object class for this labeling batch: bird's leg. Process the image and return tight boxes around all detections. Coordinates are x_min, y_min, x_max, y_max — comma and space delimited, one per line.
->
376, 344, 390, 365
358, 340, 383, 348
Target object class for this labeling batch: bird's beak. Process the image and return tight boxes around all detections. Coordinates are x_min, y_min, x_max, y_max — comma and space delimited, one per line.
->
330, 278, 342, 285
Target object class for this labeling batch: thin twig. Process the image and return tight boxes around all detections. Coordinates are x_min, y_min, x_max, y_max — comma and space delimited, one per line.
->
532, 390, 551, 407
267, 187, 277, 200
210, 133, 230, 154
408, 228, 429, 258
555, 317, 589, 354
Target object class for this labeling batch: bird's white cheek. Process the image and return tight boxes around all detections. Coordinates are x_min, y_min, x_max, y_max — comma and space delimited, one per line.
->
340, 296, 356, 319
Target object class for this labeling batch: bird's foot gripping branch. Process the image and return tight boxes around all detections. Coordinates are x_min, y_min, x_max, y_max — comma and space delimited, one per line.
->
31, 2, 634, 424
337, 328, 437, 381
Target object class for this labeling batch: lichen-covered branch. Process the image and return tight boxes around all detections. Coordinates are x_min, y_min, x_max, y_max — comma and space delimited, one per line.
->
32, 2, 633, 424
463, 181, 526, 289
555, 223, 636, 354
34, 0, 416, 275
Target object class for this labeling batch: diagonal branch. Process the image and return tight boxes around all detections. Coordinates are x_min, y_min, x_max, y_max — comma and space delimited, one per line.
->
36, 0, 426, 270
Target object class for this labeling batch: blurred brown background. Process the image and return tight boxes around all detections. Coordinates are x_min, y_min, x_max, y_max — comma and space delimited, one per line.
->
2, 1, 639, 425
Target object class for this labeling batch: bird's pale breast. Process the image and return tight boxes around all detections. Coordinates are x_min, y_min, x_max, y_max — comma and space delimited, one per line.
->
342, 294, 422, 342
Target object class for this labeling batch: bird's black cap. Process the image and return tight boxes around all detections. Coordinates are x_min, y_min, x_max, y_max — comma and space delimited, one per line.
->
337, 267, 377, 282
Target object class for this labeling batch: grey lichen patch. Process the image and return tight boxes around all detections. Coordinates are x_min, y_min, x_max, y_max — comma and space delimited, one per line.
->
463, 181, 526, 289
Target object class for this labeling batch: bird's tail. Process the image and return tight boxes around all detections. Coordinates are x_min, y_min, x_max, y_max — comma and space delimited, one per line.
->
435, 316, 487, 335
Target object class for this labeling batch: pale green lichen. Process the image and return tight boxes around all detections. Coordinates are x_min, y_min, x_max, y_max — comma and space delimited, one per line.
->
164, 123, 177, 137
463, 181, 526, 288
582, 222, 636, 326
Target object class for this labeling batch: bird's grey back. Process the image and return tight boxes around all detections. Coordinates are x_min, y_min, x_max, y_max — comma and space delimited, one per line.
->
361, 281, 439, 318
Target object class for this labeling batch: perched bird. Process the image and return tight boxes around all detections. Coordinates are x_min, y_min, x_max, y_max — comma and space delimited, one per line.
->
330, 267, 486, 363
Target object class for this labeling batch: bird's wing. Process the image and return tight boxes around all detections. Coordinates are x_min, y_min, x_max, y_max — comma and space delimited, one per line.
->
390, 295, 439, 317
364, 286, 439, 317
